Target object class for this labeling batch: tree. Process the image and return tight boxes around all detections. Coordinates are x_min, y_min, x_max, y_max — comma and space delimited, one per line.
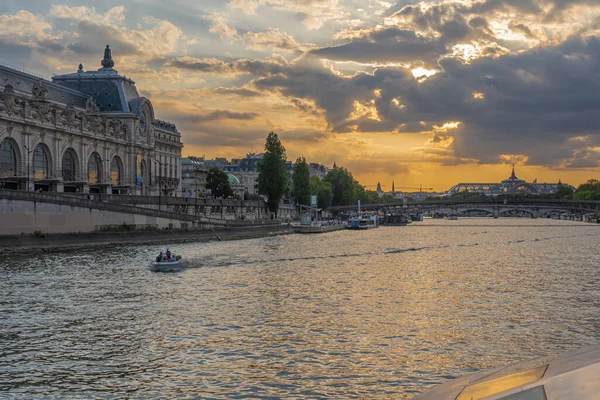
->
361, 189, 381, 204
292, 157, 310, 207
205, 168, 232, 198
573, 179, 600, 200
257, 132, 288, 214
555, 184, 574, 199
324, 166, 356, 206
310, 176, 333, 209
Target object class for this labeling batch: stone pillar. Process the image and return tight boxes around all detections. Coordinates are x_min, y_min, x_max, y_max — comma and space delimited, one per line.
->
493, 206, 499, 219
56, 182, 64, 193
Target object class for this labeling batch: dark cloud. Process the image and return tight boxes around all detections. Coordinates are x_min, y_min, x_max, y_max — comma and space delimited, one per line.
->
167, 56, 289, 75
311, 28, 447, 66
66, 21, 141, 56
250, 35, 600, 168
212, 87, 262, 97
178, 109, 260, 124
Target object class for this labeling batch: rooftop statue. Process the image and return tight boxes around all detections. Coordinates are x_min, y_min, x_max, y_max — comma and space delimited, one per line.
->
101, 45, 115, 69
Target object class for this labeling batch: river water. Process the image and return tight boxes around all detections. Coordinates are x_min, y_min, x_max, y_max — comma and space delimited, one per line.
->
1, 219, 599, 399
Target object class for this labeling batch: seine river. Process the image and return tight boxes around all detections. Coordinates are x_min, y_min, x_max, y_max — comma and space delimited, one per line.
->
1, 219, 599, 399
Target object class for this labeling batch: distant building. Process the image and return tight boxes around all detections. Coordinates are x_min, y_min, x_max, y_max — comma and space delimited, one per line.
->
180, 157, 206, 198
181, 157, 244, 199
309, 163, 329, 179
446, 165, 573, 196
223, 153, 263, 195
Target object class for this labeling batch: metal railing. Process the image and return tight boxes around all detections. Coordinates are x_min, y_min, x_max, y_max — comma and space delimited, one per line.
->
0, 190, 288, 226
330, 198, 600, 211
0, 61, 51, 81
0, 189, 229, 225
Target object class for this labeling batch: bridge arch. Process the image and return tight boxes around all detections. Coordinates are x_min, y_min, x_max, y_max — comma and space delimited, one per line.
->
498, 208, 535, 217
456, 208, 494, 216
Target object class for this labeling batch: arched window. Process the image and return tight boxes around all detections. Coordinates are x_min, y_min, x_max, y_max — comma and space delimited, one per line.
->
0, 140, 17, 178
62, 149, 76, 181
33, 144, 49, 179
88, 153, 102, 184
110, 157, 121, 186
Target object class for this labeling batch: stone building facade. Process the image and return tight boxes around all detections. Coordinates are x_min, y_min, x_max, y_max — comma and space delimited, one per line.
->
0, 45, 182, 195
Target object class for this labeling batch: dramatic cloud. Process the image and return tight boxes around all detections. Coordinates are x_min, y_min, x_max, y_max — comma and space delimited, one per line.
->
4, 0, 600, 188
243, 29, 301, 52
167, 55, 289, 75
251, 35, 600, 167
229, 0, 349, 30
0, 10, 62, 50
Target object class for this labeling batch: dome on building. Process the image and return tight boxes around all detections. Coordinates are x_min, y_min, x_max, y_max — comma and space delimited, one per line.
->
226, 172, 240, 185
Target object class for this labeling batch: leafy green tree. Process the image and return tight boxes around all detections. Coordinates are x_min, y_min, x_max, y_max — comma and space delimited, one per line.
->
257, 132, 288, 214
361, 190, 381, 204
324, 166, 356, 206
573, 179, 600, 200
576, 179, 600, 192
309, 176, 333, 209
292, 157, 310, 207
555, 184, 574, 199
205, 168, 232, 198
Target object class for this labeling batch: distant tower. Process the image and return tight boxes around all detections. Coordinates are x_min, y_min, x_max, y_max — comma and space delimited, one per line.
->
101, 45, 115, 69
392, 180, 395, 194
510, 163, 516, 179
376, 182, 384, 198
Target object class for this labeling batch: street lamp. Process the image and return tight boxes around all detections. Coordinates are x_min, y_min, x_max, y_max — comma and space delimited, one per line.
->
155, 159, 163, 211
23, 144, 34, 192
194, 167, 201, 216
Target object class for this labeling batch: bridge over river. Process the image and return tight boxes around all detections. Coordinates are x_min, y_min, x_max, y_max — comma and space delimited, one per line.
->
329, 198, 600, 219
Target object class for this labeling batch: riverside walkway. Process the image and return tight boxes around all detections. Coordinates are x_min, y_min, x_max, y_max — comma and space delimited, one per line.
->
0, 189, 285, 229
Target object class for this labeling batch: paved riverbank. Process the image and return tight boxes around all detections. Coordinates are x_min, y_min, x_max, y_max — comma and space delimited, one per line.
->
0, 224, 296, 254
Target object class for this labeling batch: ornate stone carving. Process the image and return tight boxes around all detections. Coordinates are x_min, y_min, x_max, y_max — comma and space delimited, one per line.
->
108, 119, 125, 138
60, 103, 77, 129
85, 114, 103, 135
0, 84, 20, 116
109, 119, 118, 136
6, 121, 14, 136
86, 97, 100, 114
30, 100, 52, 124
32, 79, 49, 100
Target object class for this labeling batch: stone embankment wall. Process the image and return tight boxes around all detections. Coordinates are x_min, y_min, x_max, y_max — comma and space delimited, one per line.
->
1, 198, 191, 234
0, 190, 298, 235
0, 224, 296, 253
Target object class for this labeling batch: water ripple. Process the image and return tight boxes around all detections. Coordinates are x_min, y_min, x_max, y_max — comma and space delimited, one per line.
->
1, 219, 599, 398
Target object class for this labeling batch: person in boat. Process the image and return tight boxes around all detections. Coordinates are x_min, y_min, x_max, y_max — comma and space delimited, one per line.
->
165, 249, 172, 259
156, 252, 163, 262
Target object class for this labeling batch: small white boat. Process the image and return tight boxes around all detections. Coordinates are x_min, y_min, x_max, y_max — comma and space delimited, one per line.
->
149, 259, 189, 272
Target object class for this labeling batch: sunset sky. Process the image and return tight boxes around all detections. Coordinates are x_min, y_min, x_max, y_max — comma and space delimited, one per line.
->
1, 0, 600, 191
